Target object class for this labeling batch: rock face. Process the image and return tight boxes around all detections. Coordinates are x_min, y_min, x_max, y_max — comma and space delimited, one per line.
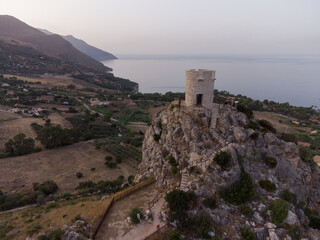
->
136, 103, 320, 239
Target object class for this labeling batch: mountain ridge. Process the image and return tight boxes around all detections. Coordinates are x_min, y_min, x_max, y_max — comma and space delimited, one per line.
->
0, 15, 107, 72
38, 28, 117, 61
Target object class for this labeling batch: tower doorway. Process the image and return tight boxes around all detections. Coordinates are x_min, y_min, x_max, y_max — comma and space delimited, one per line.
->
196, 94, 203, 106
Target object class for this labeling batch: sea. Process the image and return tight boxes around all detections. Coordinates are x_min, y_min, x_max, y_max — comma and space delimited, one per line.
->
102, 54, 320, 108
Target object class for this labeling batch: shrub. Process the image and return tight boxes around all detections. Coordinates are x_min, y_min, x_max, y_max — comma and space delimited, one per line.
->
259, 180, 276, 192
128, 175, 134, 184
214, 151, 231, 170
38, 180, 58, 195
153, 134, 161, 142
105, 156, 113, 161
269, 199, 289, 225
281, 189, 297, 205
91, 167, 96, 171
299, 146, 315, 166
26, 224, 42, 236
169, 155, 178, 167
237, 104, 254, 119
258, 119, 276, 133
194, 215, 213, 239
280, 133, 297, 143
72, 214, 82, 222
171, 166, 178, 175
105, 161, 117, 168
245, 121, 259, 130
250, 132, 259, 140
203, 196, 217, 209
129, 208, 142, 224
287, 225, 302, 240
165, 189, 196, 222
53, 192, 71, 200
45, 202, 60, 210
240, 227, 258, 240
309, 214, 320, 229
264, 157, 277, 169
239, 205, 253, 218
76, 172, 83, 178
49, 229, 65, 240
0, 225, 13, 239
220, 172, 255, 205
211, 237, 221, 240
168, 231, 182, 240
116, 155, 123, 163
38, 235, 50, 240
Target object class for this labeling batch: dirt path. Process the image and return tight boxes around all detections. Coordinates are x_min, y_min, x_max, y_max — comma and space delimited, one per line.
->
121, 198, 166, 240
95, 184, 163, 240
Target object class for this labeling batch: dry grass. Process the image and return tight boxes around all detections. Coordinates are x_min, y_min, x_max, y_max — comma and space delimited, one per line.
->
0, 112, 72, 149
0, 141, 137, 193
47, 112, 73, 128
3, 74, 93, 90
0, 197, 110, 240
0, 117, 43, 149
0, 111, 19, 120
254, 111, 311, 134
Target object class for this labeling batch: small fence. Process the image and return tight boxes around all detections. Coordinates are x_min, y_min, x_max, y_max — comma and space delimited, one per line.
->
144, 224, 172, 240
148, 181, 180, 209
91, 177, 156, 239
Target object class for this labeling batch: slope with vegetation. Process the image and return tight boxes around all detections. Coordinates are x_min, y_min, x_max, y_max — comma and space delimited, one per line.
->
136, 102, 320, 239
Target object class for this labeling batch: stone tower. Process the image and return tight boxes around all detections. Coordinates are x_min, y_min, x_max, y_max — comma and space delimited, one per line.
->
185, 69, 216, 109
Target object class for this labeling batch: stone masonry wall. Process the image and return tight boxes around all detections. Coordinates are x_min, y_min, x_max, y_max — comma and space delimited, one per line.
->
185, 69, 216, 109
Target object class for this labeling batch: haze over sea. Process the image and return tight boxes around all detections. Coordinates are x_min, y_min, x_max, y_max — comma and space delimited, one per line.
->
103, 54, 320, 108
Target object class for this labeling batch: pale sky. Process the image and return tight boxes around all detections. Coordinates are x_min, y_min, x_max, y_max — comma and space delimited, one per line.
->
0, 0, 319, 55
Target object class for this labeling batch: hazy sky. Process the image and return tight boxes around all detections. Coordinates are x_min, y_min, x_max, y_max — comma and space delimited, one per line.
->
1, 0, 319, 55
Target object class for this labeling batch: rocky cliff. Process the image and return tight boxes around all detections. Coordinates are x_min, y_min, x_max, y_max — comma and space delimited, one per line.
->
136, 103, 320, 239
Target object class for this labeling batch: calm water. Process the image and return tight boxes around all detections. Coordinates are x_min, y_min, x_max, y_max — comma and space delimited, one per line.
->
103, 55, 320, 107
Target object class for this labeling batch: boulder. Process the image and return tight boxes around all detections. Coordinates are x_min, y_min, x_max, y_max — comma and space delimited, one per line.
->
285, 210, 299, 225
233, 127, 247, 142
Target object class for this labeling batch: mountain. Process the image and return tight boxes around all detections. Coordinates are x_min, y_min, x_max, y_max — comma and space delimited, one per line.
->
38, 28, 117, 61
62, 35, 117, 61
0, 15, 107, 72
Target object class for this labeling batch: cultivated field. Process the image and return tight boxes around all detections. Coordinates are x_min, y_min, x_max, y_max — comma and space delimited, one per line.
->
254, 111, 311, 134
0, 141, 137, 193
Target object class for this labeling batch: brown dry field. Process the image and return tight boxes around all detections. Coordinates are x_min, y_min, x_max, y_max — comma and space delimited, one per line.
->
0, 112, 72, 149
3, 74, 94, 90
0, 141, 137, 193
254, 111, 311, 134
34, 103, 81, 112
0, 197, 109, 240
0, 110, 19, 120
0, 115, 43, 149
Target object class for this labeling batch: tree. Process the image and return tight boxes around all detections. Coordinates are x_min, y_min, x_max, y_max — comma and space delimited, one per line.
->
36, 126, 81, 149
5, 133, 35, 155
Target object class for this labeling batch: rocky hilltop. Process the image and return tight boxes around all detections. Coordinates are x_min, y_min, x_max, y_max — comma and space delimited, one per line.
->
136, 103, 320, 239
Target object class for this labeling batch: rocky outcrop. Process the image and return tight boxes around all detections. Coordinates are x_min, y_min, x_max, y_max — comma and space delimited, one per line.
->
136, 103, 320, 239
